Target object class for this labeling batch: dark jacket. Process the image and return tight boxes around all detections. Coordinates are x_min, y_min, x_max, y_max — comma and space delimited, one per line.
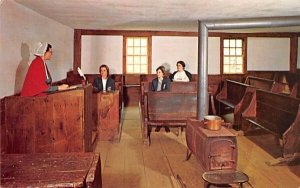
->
169, 70, 192, 82
151, 77, 171, 91
93, 77, 115, 92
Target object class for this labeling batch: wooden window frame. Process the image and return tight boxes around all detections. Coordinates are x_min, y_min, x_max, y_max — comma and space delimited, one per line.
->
220, 35, 247, 75
123, 35, 152, 74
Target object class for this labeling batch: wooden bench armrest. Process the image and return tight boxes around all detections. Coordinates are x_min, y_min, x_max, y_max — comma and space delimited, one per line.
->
216, 81, 227, 100
241, 90, 256, 118
290, 83, 298, 98
282, 104, 300, 157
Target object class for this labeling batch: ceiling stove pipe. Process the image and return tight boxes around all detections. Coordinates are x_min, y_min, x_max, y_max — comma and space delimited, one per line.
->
197, 16, 300, 120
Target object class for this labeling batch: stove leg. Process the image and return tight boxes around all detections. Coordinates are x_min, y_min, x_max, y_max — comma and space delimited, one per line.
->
185, 149, 192, 161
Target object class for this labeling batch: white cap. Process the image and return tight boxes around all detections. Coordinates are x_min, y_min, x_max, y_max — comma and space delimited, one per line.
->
33, 42, 48, 56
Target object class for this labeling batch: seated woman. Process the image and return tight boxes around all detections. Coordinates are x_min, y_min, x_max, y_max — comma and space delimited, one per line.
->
169, 61, 192, 82
151, 65, 171, 92
93, 64, 115, 92
151, 66, 171, 132
21, 42, 69, 97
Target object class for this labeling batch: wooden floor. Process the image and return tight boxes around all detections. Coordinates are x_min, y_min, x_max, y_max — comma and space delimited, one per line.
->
94, 107, 300, 188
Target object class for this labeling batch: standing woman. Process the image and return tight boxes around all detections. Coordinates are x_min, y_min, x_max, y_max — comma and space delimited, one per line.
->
21, 42, 69, 97
93, 64, 115, 92
151, 65, 171, 92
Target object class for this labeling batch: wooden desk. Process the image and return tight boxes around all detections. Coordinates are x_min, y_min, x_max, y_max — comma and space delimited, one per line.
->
1, 152, 102, 188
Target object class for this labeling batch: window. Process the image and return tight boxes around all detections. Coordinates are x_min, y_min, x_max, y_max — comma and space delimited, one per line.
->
125, 37, 149, 74
222, 38, 245, 74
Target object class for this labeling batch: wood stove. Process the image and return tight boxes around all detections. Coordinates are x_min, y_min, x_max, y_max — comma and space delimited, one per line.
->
186, 118, 237, 171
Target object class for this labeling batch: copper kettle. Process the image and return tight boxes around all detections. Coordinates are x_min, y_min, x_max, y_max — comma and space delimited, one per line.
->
203, 115, 223, 131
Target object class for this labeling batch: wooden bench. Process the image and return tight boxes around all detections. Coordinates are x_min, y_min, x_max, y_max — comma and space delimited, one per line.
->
242, 89, 300, 158
142, 91, 197, 145
1, 152, 102, 187
216, 80, 256, 129
1, 85, 94, 153
140, 79, 220, 115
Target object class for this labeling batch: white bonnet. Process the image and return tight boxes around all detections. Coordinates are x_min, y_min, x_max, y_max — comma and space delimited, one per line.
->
33, 42, 48, 56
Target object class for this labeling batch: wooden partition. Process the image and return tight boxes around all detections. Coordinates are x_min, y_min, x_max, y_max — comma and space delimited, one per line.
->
92, 91, 120, 141
1, 85, 94, 153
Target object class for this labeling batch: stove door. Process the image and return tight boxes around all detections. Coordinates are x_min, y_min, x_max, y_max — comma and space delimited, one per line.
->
208, 138, 237, 170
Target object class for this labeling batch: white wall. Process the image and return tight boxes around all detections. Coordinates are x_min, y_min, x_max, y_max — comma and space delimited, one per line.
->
152, 36, 220, 74
247, 37, 290, 71
81, 35, 123, 74
0, 0, 73, 98
80, 35, 221, 75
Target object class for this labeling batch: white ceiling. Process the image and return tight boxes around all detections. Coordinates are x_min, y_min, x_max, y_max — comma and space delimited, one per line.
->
15, 0, 300, 32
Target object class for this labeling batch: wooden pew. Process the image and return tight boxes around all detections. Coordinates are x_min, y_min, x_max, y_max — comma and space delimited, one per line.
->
92, 91, 120, 141
1, 85, 94, 153
245, 75, 298, 98
66, 71, 124, 110
142, 91, 197, 145
140, 78, 220, 106
216, 80, 256, 129
1, 152, 102, 187
242, 89, 300, 159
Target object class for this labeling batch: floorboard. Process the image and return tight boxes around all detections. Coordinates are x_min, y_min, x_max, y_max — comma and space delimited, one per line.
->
95, 107, 300, 188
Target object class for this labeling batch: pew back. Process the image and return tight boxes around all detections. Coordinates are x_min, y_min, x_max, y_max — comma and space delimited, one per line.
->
146, 92, 197, 121
253, 89, 300, 136
245, 76, 275, 91
142, 91, 197, 145
140, 81, 198, 105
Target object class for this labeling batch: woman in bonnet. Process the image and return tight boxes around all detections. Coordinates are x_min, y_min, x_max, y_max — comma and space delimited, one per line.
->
21, 42, 69, 96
